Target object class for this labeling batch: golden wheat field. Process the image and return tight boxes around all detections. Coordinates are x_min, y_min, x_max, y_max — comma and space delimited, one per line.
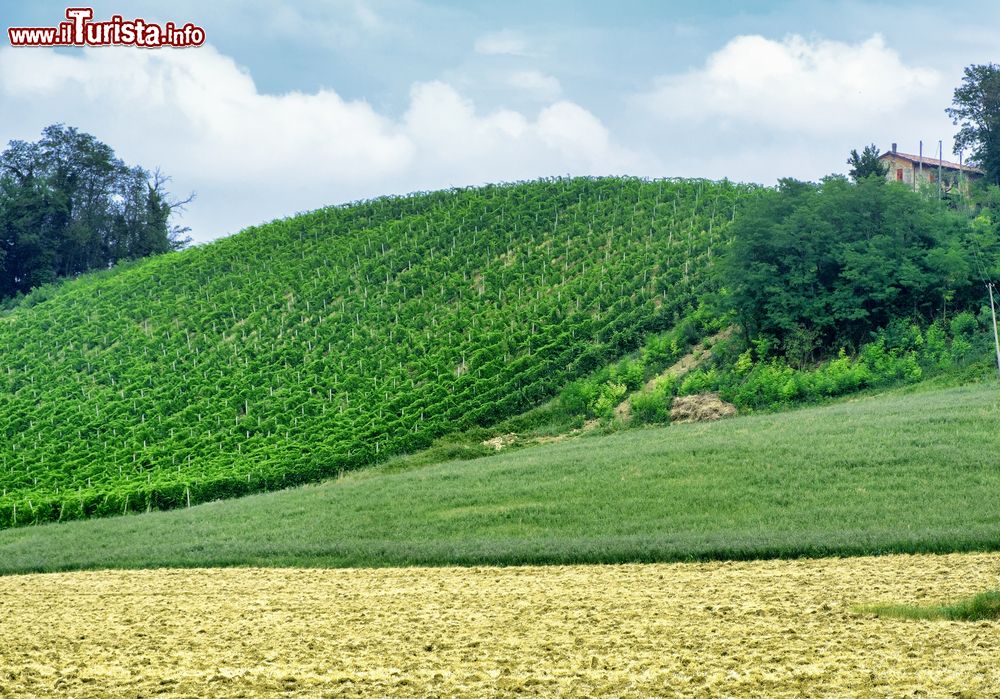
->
1, 553, 998, 697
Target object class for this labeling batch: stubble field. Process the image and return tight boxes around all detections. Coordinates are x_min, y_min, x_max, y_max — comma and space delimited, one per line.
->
1, 553, 998, 697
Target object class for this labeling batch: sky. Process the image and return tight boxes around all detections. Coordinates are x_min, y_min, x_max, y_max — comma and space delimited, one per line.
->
1, 0, 998, 243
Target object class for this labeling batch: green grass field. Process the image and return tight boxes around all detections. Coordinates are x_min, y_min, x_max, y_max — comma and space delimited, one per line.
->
0, 382, 998, 575
856, 590, 1000, 621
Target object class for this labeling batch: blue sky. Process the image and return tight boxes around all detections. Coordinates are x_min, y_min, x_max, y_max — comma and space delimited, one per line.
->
1, 0, 998, 242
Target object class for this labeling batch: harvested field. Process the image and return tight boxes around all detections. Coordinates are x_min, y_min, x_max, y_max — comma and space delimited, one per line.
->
1, 553, 999, 697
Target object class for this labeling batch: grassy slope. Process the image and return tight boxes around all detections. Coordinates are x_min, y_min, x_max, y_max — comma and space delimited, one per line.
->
0, 177, 757, 526
1, 382, 998, 575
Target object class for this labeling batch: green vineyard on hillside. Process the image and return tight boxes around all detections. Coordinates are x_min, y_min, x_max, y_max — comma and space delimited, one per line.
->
0, 177, 758, 527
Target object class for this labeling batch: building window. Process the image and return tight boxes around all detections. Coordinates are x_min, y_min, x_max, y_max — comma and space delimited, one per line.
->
896, 168, 904, 181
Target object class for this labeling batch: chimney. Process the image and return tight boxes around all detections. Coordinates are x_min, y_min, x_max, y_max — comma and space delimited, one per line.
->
891, 143, 897, 153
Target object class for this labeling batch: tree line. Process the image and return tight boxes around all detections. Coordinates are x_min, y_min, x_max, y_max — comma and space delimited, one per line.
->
0, 124, 191, 301
720, 62, 1000, 362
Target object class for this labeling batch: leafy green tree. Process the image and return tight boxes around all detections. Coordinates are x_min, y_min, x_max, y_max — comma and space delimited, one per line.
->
719, 176, 975, 354
0, 125, 191, 300
946, 63, 1000, 186
847, 144, 889, 181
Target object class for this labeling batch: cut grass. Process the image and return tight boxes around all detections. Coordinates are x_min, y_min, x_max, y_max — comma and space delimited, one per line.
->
856, 590, 1000, 621
0, 382, 999, 575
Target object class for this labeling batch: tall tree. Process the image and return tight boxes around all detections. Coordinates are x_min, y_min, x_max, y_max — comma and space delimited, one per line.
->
719, 176, 974, 355
0, 125, 192, 300
946, 63, 1000, 186
847, 144, 889, 181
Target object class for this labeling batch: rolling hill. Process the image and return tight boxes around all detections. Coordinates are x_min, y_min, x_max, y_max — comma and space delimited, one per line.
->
0, 382, 997, 574
0, 176, 758, 527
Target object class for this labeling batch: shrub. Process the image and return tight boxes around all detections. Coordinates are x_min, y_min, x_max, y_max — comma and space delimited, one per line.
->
559, 379, 598, 416
590, 381, 627, 420
610, 358, 645, 391
630, 385, 671, 424
950, 311, 979, 340
678, 368, 720, 396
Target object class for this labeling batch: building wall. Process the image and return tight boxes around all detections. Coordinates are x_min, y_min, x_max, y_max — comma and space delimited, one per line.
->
880, 155, 915, 185
878, 155, 973, 194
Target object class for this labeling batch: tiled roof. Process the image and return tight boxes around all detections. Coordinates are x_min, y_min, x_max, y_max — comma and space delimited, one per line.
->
879, 150, 985, 174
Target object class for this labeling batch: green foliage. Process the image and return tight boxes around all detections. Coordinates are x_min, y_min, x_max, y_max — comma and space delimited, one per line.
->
719, 176, 976, 352
857, 590, 1000, 621
590, 381, 627, 420
678, 367, 721, 395
947, 63, 1000, 186
609, 358, 644, 391
0, 125, 190, 300
1, 382, 998, 573
734, 349, 753, 375
949, 311, 979, 364
559, 379, 598, 417
679, 315, 999, 412
629, 381, 674, 424
0, 176, 758, 528
640, 333, 676, 367
554, 310, 717, 423
847, 143, 889, 181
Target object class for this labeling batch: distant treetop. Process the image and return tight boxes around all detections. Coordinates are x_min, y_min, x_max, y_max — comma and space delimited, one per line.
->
0, 124, 192, 301
847, 143, 889, 181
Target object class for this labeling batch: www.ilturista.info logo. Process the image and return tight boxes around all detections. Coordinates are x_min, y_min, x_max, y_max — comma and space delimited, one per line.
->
8, 8, 205, 48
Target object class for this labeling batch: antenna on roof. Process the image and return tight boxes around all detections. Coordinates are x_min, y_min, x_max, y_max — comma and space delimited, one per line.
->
918, 140, 923, 191
938, 140, 943, 200
960, 150, 964, 198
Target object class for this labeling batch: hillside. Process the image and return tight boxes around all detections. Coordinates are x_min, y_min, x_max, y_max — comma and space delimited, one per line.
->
1, 382, 997, 574
0, 177, 758, 527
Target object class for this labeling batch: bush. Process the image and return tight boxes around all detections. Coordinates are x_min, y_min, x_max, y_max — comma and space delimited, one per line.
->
678, 368, 720, 396
641, 334, 675, 368
924, 321, 950, 367
590, 381, 627, 420
559, 379, 598, 416
950, 311, 979, 340
610, 358, 645, 391
630, 384, 672, 424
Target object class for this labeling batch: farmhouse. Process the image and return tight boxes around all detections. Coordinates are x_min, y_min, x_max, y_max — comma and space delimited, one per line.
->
879, 143, 984, 193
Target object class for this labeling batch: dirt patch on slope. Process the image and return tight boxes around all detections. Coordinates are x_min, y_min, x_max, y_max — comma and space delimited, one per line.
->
482, 433, 518, 451
645, 326, 735, 391
615, 326, 736, 424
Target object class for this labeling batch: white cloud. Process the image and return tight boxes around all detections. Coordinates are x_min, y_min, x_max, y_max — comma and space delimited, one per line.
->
1, 31, 951, 245
0, 45, 411, 183
537, 102, 612, 162
0, 45, 647, 241
402, 81, 651, 182
638, 33, 940, 134
352, 2, 385, 31
505, 70, 561, 99
474, 30, 530, 56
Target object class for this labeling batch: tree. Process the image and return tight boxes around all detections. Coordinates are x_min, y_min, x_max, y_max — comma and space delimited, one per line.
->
0, 125, 192, 300
847, 144, 889, 181
946, 63, 1000, 186
718, 176, 975, 355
